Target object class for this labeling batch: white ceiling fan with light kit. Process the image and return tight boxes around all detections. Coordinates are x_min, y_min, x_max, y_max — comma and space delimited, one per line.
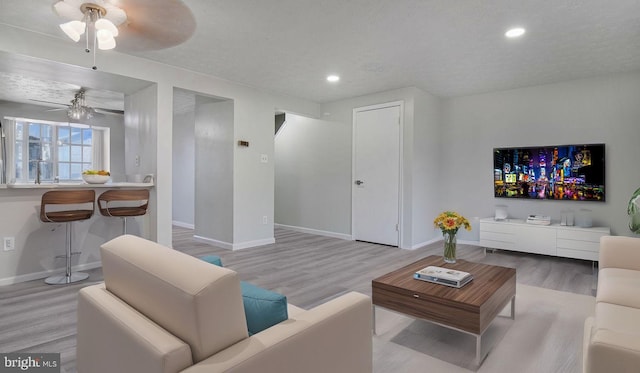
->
52, 0, 196, 70
30, 88, 124, 121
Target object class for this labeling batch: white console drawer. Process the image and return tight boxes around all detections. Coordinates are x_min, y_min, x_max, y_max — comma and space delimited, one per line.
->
479, 239, 516, 251
480, 221, 515, 234
557, 229, 609, 243
556, 238, 599, 253
557, 248, 599, 261
479, 231, 514, 243
517, 225, 556, 256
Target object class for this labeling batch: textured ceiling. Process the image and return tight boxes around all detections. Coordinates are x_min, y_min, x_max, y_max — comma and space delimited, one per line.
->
0, 72, 125, 110
0, 0, 639, 105
0, 50, 151, 110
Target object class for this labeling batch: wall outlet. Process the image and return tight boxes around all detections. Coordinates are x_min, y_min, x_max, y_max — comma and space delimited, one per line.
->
262, 216, 268, 224
260, 154, 268, 163
3, 237, 15, 251
135, 155, 140, 167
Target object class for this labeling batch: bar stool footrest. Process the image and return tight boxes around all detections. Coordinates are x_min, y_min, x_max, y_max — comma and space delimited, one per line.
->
55, 252, 82, 259
45, 272, 89, 285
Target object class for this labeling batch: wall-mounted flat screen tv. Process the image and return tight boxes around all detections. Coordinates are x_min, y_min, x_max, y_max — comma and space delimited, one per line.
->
493, 144, 605, 201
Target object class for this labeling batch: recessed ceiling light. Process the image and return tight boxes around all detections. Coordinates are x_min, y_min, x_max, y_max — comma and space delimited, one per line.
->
505, 27, 526, 38
327, 75, 340, 82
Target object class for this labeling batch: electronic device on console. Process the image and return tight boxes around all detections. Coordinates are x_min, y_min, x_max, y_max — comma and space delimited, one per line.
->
526, 215, 551, 225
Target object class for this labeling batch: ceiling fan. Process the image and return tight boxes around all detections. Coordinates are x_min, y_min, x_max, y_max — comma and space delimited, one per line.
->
30, 89, 124, 120
53, 0, 196, 53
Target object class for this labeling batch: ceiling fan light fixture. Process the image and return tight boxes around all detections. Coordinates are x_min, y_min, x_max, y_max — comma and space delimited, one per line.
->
53, 1, 84, 20
102, 5, 127, 26
67, 90, 94, 121
95, 18, 118, 37
60, 20, 85, 42
53, 1, 127, 69
96, 29, 112, 42
97, 34, 116, 50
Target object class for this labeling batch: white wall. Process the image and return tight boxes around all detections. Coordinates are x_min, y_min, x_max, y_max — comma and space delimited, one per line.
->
125, 86, 157, 179
231, 96, 279, 247
124, 85, 158, 239
412, 90, 444, 246
274, 113, 351, 237
194, 98, 235, 246
172, 109, 195, 227
440, 71, 640, 236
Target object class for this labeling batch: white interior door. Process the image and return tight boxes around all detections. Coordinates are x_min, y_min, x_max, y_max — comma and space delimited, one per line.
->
353, 104, 401, 246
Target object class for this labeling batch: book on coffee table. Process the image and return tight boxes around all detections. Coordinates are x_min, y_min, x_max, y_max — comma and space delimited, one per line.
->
413, 266, 474, 288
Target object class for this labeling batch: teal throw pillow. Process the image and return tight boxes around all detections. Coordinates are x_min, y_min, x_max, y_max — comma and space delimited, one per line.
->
199, 255, 223, 267
198, 255, 288, 334
240, 281, 288, 335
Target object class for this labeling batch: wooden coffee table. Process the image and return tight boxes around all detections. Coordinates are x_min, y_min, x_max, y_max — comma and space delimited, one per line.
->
372, 255, 516, 365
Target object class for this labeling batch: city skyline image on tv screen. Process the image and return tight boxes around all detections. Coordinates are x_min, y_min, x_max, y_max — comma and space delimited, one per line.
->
493, 144, 605, 201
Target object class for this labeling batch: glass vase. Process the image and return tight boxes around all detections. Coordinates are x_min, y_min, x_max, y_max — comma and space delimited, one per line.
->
443, 231, 457, 264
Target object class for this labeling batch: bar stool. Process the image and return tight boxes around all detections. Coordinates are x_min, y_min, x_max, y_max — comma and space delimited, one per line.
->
97, 189, 149, 235
40, 189, 95, 285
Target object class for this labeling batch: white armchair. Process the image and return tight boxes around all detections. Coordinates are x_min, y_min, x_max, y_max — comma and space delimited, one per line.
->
76, 235, 373, 373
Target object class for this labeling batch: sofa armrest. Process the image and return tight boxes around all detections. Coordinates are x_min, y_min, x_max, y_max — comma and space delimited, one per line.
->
599, 236, 640, 270
585, 328, 640, 373
181, 291, 373, 373
77, 284, 193, 373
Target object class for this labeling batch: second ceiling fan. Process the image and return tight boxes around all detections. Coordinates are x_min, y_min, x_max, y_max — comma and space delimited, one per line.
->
32, 89, 124, 121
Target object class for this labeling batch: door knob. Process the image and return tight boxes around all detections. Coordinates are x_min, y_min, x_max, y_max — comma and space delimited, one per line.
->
355, 180, 364, 185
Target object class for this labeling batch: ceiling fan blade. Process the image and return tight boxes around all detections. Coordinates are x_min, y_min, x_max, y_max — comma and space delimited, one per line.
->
29, 98, 67, 106
29, 93, 123, 115
116, 0, 196, 52
94, 107, 124, 115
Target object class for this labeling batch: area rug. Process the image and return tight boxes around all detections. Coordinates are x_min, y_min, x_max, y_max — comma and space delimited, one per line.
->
372, 284, 595, 372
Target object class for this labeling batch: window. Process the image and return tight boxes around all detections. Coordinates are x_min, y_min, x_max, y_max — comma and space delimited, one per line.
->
56, 125, 93, 180
9, 118, 108, 183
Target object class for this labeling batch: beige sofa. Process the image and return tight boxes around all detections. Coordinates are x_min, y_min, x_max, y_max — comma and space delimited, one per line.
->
76, 235, 373, 373
583, 235, 640, 373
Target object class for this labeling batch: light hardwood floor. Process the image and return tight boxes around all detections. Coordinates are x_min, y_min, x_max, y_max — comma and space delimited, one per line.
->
0, 226, 596, 372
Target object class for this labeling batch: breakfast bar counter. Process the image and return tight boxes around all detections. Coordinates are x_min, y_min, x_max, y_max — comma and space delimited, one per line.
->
1, 182, 153, 189
0, 180, 155, 286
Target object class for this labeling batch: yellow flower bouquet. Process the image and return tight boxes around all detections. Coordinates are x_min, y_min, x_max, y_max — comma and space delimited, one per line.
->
433, 211, 471, 263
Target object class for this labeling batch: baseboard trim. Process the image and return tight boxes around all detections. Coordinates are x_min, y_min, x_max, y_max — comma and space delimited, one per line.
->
232, 237, 276, 250
193, 235, 275, 251
275, 224, 352, 241
193, 235, 233, 250
411, 237, 442, 250
172, 220, 195, 229
0, 261, 103, 286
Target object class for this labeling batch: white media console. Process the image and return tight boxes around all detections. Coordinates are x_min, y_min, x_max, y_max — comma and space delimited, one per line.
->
479, 217, 610, 261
